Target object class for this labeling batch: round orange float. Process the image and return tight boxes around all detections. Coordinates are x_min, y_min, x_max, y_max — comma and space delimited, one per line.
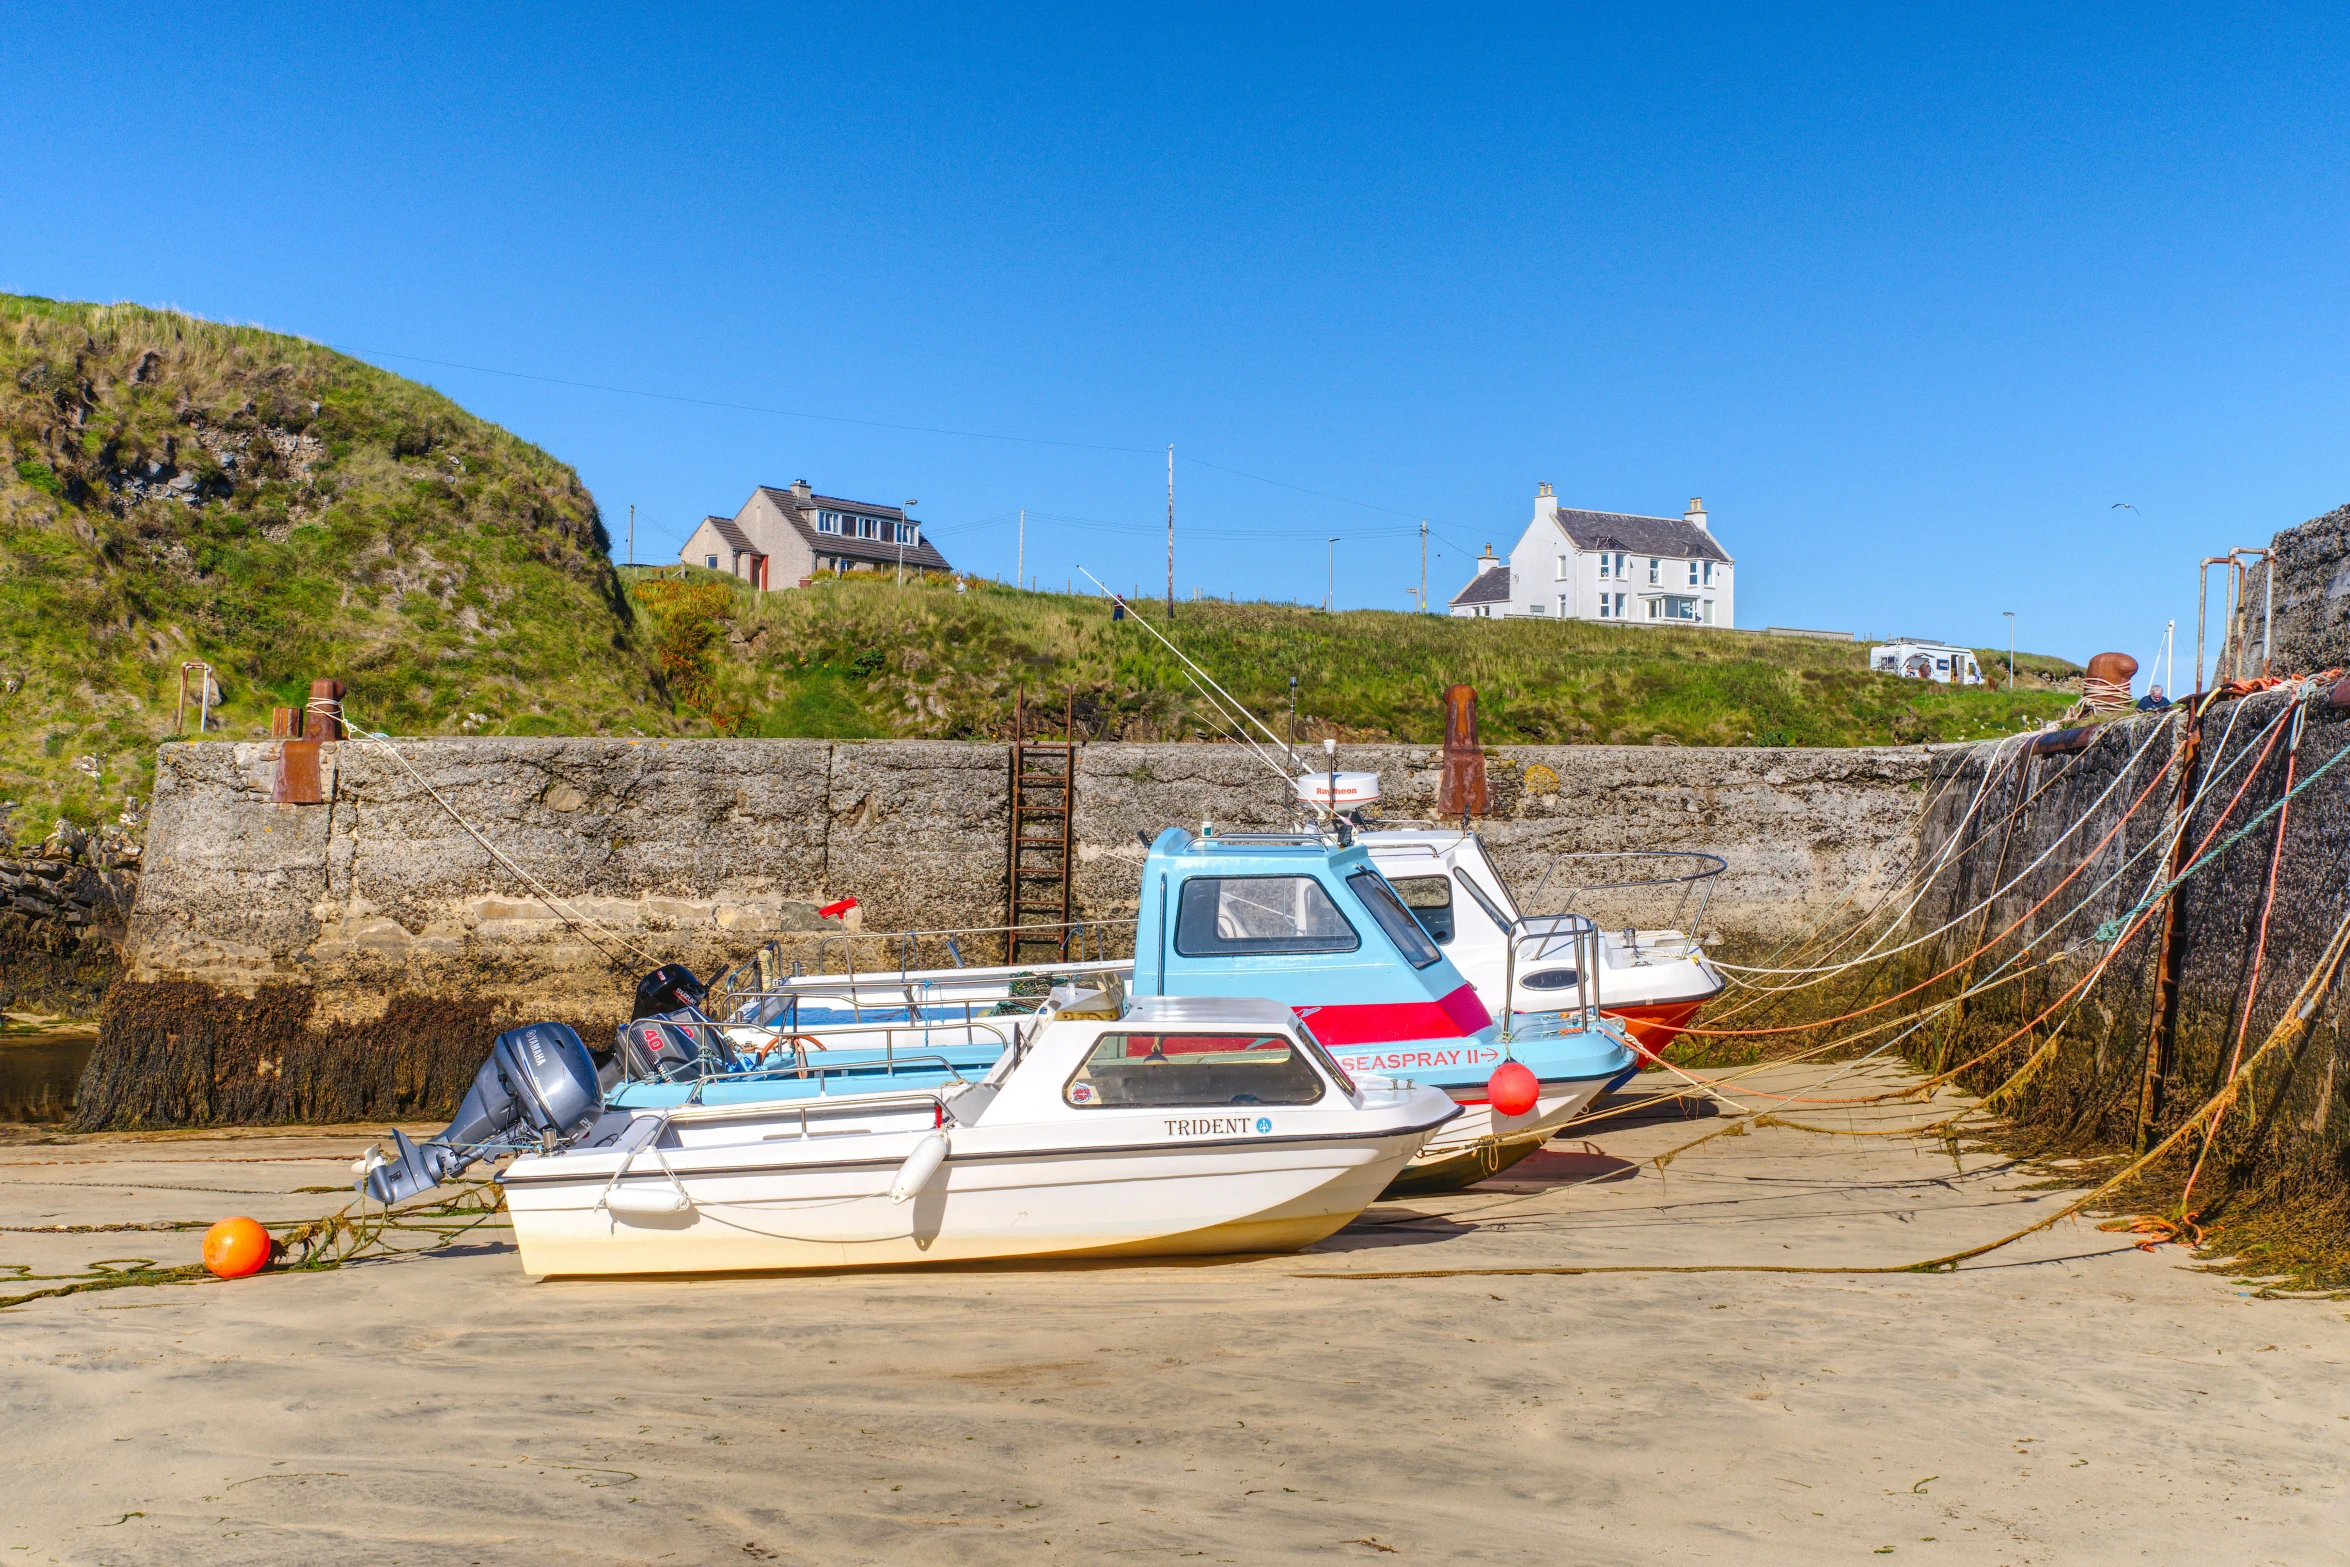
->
201, 1216, 272, 1279
1486, 1061, 1540, 1117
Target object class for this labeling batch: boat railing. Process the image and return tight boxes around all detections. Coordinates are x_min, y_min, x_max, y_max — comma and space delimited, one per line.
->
636, 1014, 1022, 1091
715, 919, 1136, 1004
718, 958, 1131, 1033
1497, 909, 1605, 1043
1521, 851, 1726, 947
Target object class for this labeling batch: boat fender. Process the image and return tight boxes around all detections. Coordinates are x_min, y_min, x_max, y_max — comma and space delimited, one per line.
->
605, 1186, 694, 1221
889, 1132, 950, 1204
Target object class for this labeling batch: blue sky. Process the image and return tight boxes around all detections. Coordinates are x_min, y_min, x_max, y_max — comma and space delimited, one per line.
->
8, 4, 2348, 671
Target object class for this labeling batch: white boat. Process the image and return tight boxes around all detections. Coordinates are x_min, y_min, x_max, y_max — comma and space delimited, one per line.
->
1359, 830, 1727, 1060
493, 995, 1457, 1277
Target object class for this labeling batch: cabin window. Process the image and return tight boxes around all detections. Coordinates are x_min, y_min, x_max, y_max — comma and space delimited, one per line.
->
1064, 1032, 1326, 1109
1386, 875, 1455, 944
1174, 876, 1359, 956
1348, 871, 1443, 968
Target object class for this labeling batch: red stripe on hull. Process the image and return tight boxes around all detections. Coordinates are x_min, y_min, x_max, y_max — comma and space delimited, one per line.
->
1606, 998, 1707, 1062
1295, 983, 1487, 1047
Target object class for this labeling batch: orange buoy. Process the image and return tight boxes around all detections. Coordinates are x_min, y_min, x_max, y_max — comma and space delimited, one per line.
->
1487, 1061, 1541, 1117
201, 1216, 272, 1279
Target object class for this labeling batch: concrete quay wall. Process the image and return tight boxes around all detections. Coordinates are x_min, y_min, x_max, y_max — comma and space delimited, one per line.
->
81, 735, 1939, 1127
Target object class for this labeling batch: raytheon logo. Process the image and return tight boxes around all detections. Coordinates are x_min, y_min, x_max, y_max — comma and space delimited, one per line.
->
1164, 1116, 1273, 1137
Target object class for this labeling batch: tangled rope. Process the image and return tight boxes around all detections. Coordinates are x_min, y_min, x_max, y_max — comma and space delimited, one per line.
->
0, 1183, 509, 1312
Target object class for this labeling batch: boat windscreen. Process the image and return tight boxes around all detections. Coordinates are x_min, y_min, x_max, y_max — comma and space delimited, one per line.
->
1347, 871, 1443, 969
1386, 875, 1455, 943
1173, 876, 1360, 957
1063, 1032, 1328, 1109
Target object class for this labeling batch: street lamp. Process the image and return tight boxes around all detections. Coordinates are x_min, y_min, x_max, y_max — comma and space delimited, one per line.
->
2002, 611, 2015, 690
1326, 537, 1339, 612
898, 500, 918, 588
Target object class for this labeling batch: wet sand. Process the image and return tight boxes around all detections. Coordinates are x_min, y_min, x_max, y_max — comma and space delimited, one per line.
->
1, 1063, 2340, 1565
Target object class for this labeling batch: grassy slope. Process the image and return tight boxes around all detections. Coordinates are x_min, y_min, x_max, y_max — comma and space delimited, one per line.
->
636, 568, 2084, 747
0, 296, 674, 832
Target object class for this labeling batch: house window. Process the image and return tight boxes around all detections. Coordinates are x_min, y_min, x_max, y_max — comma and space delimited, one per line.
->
858, 517, 874, 539
1702, 560, 1715, 586
1555, 554, 1568, 580
1663, 596, 1698, 620
1558, 594, 1568, 617
816, 511, 838, 534
1687, 560, 1700, 587
1616, 552, 1628, 578
1703, 599, 1714, 624
1528, 601, 1546, 614
1648, 558, 1660, 584
704, 554, 718, 569
1598, 554, 1611, 580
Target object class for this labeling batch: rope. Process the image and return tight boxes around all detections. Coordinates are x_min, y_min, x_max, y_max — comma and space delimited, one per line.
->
1291, 894, 2350, 1285
0, 1183, 509, 1311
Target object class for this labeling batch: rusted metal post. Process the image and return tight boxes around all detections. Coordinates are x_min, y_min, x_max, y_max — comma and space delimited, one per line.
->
1438, 685, 1490, 822
305, 678, 346, 740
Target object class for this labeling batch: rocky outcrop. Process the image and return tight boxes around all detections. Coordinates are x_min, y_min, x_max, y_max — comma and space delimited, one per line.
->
0, 818, 140, 1016
2245, 502, 2350, 676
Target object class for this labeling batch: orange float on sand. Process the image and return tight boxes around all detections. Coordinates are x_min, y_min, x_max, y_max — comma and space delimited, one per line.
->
201, 1216, 272, 1279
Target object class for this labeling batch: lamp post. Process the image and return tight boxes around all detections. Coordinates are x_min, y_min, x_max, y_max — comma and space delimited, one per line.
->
898, 500, 918, 588
1325, 537, 1339, 613
2002, 611, 2015, 690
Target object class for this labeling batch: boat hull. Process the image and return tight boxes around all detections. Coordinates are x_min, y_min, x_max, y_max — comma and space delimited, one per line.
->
503, 1132, 1429, 1277
1380, 1068, 1629, 1197
1604, 996, 1712, 1062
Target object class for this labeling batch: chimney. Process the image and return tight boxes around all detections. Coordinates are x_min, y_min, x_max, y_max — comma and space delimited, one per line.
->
1535, 481, 1558, 526
1480, 542, 1496, 563
791, 478, 813, 500
1684, 497, 1708, 531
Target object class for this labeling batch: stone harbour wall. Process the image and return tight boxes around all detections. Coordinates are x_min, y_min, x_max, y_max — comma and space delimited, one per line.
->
81, 734, 1942, 1128
0, 820, 140, 1017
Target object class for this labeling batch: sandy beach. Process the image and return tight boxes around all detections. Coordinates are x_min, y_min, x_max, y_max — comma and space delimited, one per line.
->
2, 1062, 2340, 1566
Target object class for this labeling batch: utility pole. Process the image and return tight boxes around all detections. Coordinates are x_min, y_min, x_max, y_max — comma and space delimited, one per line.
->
2164, 618, 2176, 698
1165, 445, 1176, 620
1418, 520, 1428, 614
1017, 508, 1025, 593
627, 504, 635, 567
899, 499, 918, 588
2002, 611, 2015, 690
1326, 537, 1339, 613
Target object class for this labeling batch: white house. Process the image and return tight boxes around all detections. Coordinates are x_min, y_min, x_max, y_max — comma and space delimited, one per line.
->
1449, 485, 1735, 626
1870, 639, 1985, 685
677, 480, 953, 591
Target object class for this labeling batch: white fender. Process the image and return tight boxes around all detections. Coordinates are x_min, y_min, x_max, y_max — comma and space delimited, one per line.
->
889, 1132, 950, 1204
605, 1185, 694, 1220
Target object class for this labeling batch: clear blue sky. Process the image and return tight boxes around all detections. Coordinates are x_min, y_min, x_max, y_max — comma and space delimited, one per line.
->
8, 4, 2348, 672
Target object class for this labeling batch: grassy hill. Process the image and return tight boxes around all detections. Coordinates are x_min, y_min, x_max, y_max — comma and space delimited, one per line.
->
0, 295, 673, 834
625, 567, 2083, 748
0, 295, 2082, 839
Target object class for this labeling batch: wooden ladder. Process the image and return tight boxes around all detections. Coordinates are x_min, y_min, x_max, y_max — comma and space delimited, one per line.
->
1004, 687, 1078, 965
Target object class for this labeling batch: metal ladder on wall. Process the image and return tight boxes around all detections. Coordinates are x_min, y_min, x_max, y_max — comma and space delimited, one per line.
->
1004, 687, 1078, 965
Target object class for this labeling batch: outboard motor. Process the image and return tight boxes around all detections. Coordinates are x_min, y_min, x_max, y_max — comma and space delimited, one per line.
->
631, 964, 706, 1022
358, 1022, 601, 1205
617, 1010, 735, 1081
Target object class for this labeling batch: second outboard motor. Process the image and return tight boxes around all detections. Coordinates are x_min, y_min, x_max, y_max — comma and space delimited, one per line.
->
631, 964, 706, 1021
359, 1022, 601, 1205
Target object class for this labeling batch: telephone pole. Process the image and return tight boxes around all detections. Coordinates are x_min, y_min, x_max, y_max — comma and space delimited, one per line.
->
627, 504, 635, 567
1017, 508, 1025, 593
1418, 520, 1428, 614
1165, 445, 1176, 619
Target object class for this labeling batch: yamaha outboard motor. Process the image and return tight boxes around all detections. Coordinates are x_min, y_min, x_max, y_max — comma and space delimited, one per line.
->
631, 964, 706, 1022
617, 1011, 737, 1082
359, 1022, 601, 1205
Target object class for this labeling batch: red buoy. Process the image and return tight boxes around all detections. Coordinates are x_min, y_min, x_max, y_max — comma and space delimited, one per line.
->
1487, 1061, 1540, 1117
202, 1217, 272, 1279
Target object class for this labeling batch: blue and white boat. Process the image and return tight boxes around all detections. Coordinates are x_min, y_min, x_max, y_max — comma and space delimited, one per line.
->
634, 825, 1637, 1192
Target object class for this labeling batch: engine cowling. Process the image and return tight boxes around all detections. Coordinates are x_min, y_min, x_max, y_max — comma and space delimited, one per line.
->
359, 1022, 601, 1205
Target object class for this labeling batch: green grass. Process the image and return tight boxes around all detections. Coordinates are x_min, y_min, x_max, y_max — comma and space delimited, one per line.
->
625, 567, 2083, 747
0, 292, 2081, 841
0, 295, 675, 834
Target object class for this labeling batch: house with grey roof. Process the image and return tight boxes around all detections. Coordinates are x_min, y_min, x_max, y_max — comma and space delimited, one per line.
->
1451, 484, 1735, 627
677, 480, 953, 590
